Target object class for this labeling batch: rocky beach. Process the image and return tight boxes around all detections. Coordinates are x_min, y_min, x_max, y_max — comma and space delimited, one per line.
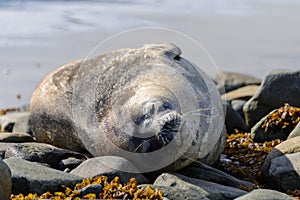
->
0, 68, 299, 200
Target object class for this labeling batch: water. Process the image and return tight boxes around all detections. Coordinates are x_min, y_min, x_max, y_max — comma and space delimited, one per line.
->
0, 0, 300, 108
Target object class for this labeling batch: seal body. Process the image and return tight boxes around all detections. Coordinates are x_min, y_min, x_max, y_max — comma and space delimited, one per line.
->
30, 43, 225, 172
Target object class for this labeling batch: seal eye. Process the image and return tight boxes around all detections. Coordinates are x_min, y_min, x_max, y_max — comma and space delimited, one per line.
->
158, 102, 172, 112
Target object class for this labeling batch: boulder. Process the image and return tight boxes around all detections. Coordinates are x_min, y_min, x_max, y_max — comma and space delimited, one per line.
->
153, 173, 247, 200
0, 112, 30, 132
225, 101, 248, 133
0, 158, 11, 200
4, 142, 86, 169
57, 157, 84, 172
70, 156, 148, 184
138, 185, 209, 200
0, 132, 34, 143
288, 122, 300, 139
244, 69, 300, 127
250, 110, 288, 142
261, 136, 300, 191
178, 162, 253, 189
12, 112, 31, 134
235, 189, 294, 200
4, 157, 84, 195
231, 99, 247, 119
215, 71, 261, 94
221, 85, 260, 101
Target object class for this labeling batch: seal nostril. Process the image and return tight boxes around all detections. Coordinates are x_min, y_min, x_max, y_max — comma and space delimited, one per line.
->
174, 55, 181, 61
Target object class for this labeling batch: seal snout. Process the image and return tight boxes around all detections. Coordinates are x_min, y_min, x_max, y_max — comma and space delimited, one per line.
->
157, 112, 182, 145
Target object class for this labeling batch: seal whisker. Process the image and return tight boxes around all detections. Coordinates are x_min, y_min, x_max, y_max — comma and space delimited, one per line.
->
181, 106, 214, 115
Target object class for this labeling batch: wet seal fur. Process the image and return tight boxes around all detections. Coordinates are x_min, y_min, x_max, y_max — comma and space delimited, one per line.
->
30, 43, 225, 172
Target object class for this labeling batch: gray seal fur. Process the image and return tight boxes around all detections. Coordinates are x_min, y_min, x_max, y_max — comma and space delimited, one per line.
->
30, 43, 225, 171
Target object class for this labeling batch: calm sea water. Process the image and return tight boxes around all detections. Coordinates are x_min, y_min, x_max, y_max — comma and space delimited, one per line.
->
0, 0, 300, 108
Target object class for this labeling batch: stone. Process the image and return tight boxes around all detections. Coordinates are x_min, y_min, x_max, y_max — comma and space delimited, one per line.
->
231, 99, 247, 119
12, 112, 32, 134
77, 184, 103, 198
243, 69, 300, 127
57, 157, 84, 171
261, 136, 300, 191
4, 142, 86, 169
0, 158, 11, 200
0, 143, 14, 158
153, 173, 247, 200
221, 85, 260, 101
250, 110, 289, 142
0, 112, 30, 132
235, 189, 294, 200
178, 162, 253, 189
0, 132, 34, 143
225, 101, 248, 133
70, 156, 148, 184
215, 71, 261, 94
288, 122, 300, 139
138, 185, 209, 200
4, 157, 84, 195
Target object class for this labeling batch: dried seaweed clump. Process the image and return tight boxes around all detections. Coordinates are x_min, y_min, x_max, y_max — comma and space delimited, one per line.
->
262, 103, 300, 133
216, 133, 282, 185
10, 176, 163, 200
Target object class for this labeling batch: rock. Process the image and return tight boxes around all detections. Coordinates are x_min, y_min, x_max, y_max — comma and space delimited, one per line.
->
221, 85, 260, 101
288, 122, 300, 139
0, 112, 30, 132
57, 157, 84, 171
77, 184, 103, 198
4, 157, 84, 195
178, 162, 253, 189
138, 185, 210, 200
70, 156, 148, 184
250, 110, 288, 142
0, 132, 34, 143
235, 189, 294, 200
261, 136, 300, 191
153, 173, 247, 200
243, 69, 300, 127
4, 142, 86, 169
215, 71, 261, 94
231, 99, 247, 119
0, 158, 12, 200
0, 143, 14, 158
12, 112, 32, 134
225, 101, 248, 133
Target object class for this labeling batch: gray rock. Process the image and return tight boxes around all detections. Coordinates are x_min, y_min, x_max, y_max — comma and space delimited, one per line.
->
4, 157, 84, 195
154, 173, 247, 200
261, 136, 300, 191
138, 185, 209, 200
231, 99, 247, 119
244, 69, 300, 127
0, 132, 34, 143
178, 162, 253, 189
221, 85, 260, 101
288, 122, 300, 139
0, 143, 14, 158
225, 101, 248, 133
0, 158, 11, 200
251, 110, 289, 142
215, 71, 261, 94
77, 184, 103, 197
4, 142, 86, 169
12, 112, 31, 134
70, 156, 148, 184
0, 112, 30, 132
57, 157, 84, 171
235, 189, 294, 200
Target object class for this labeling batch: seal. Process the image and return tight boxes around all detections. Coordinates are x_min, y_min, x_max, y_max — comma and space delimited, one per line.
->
30, 43, 225, 172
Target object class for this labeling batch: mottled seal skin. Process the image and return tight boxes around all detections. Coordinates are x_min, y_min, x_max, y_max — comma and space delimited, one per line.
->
30, 43, 225, 171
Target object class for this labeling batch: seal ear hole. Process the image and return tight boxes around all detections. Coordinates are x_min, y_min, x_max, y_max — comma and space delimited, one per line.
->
174, 55, 181, 61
